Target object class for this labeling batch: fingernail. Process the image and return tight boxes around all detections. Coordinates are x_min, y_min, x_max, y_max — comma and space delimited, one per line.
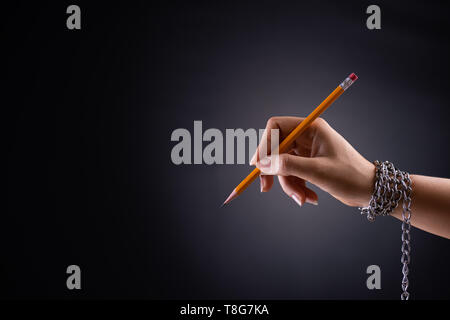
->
291, 194, 303, 207
306, 198, 318, 206
258, 157, 271, 168
260, 176, 265, 192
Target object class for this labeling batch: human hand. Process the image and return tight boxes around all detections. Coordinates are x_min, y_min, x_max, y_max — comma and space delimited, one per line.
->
250, 117, 376, 207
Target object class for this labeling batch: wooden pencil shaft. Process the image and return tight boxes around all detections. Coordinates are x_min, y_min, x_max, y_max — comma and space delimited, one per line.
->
235, 86, 344, 194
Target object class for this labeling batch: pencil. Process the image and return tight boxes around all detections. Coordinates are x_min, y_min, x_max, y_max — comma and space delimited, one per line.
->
222, 73, 358, 206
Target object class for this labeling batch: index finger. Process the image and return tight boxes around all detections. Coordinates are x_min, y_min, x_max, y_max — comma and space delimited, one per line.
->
250, 116, 306, 165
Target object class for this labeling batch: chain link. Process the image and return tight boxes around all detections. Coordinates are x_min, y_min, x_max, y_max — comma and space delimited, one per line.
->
400, 171, 412, 300
359, 160, 412, 300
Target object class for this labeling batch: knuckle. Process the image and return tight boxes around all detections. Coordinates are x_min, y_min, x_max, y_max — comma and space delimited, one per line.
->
266, 117, 280, 128
277, 154, 290, 174
315, 117, 327, 126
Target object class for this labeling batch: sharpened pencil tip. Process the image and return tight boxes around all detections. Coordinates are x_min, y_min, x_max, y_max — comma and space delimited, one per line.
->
222, 190, 239, 207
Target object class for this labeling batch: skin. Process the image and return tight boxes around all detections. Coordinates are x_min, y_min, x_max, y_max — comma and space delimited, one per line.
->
251, 116, 450, 239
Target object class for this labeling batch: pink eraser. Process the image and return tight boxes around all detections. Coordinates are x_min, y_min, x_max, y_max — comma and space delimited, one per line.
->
349, 73, 358, 81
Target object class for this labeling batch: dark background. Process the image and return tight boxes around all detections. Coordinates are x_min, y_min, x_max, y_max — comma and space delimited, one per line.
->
3, 1, 450, 299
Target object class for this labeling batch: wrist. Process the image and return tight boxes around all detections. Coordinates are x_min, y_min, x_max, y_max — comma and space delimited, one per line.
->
356, 160, 376, 208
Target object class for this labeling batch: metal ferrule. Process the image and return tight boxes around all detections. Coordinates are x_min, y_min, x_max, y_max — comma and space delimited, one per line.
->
340, 77, 354, 91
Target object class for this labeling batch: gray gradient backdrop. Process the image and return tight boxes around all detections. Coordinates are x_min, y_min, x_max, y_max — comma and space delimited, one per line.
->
163, 1, 450, 299
3, 1, 450, 299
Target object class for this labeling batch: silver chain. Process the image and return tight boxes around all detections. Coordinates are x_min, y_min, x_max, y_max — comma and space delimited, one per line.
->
359, 160, 412, 300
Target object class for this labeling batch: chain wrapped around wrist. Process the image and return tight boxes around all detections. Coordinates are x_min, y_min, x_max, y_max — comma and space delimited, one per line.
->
359, 160, 413, 300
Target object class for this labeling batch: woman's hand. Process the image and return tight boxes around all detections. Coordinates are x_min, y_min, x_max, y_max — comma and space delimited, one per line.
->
251, 116, 450, 238
250, 117, 375, 207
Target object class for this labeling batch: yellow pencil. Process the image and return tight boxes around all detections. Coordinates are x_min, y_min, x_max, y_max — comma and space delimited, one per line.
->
223, 73, 358, 206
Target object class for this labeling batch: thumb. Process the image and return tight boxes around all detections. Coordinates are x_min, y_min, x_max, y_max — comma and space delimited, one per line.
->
256, 154, 318, 180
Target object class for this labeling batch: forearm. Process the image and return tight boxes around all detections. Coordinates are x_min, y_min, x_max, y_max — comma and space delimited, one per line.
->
390, 175, 450, 239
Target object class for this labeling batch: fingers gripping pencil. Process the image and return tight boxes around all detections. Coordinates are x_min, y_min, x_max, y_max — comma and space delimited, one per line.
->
222, 73, 358, 206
